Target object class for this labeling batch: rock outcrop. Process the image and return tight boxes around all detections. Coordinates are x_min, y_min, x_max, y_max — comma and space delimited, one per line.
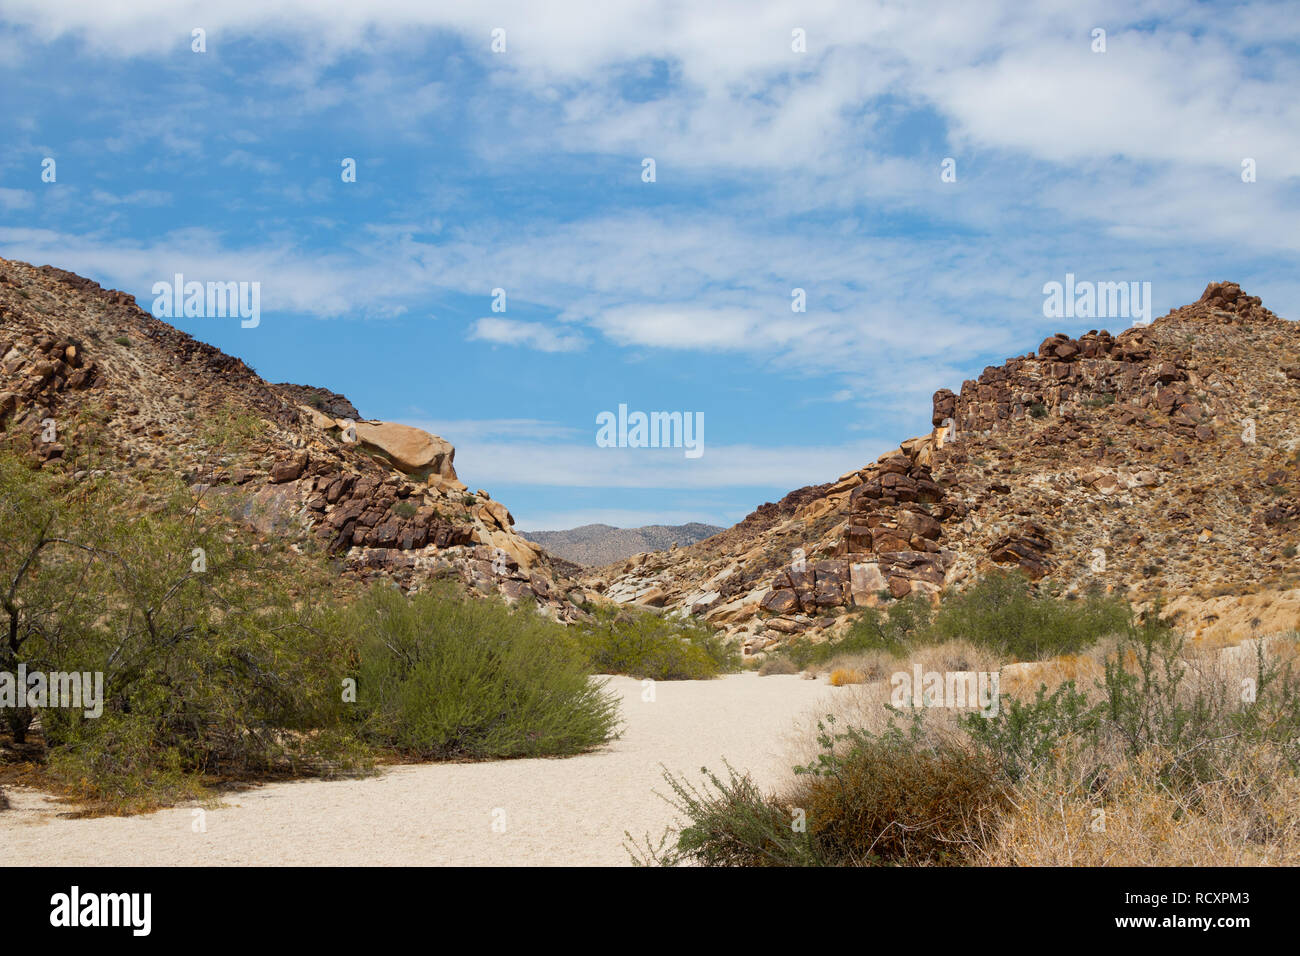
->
585, 281, 1300, 654
351, 420, 457, 480
0, 256, 579, 620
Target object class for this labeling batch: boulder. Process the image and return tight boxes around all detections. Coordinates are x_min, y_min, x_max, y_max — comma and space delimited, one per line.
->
352, 421, 457, 478
849, 561, 888, 604
269, 454, 307, 483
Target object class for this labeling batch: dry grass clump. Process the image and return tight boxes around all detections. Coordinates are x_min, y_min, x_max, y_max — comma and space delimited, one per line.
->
828, 668, 866, 686
982, 745, 1300, 866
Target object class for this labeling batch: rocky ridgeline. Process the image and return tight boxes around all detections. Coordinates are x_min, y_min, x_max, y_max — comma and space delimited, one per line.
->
586, 282, 1300, 654
0, 256, 580, 621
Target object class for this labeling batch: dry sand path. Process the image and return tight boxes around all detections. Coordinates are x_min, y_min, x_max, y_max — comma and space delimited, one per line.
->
0, 673, 834, 866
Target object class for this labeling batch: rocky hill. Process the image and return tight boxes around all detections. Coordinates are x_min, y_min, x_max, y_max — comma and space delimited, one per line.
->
585, 282, 1300, 655
521, 522, 724, 566
0, 257, 581, 619
6, 260, 1297, 655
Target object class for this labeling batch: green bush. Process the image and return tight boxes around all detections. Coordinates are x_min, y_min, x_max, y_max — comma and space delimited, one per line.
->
775, 595, 935, 669
0, 470, 364, 807
1099, 619, 1300, 793
961, 680, 1099, 782
628, 762, 820, 867
575, 607, 738, 680
0, 447, 622, 807
930, 570, 1129, 660
966, 615, 1300, 798
642, 715, 1009, 866
840, 594, 935, 656
349, 585, 621, 758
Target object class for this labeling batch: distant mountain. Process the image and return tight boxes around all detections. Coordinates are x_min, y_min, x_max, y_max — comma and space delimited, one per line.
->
523, 522, 724, 566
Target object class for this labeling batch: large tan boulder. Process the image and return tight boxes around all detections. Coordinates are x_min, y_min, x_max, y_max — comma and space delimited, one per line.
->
482, 529, 542, 571
477, 499, 514, 531
351, 421, 456, 478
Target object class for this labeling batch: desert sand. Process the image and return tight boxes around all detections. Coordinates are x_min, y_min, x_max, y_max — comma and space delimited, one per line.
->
0, 673, 834, 866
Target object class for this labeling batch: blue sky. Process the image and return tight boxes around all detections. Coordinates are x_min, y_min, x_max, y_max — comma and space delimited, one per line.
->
1, 1, 1298, 530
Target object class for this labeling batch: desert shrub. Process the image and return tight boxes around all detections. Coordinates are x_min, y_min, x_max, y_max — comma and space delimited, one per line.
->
840, 595, 935, 656
644, 715, 1009, 866
931, 570, 1129, 660
575, 607, 738, 680
1098, 620, 1300, 794
0, 453, 364, 806
968, 616, 1300, 799
962, 679, 1100, 782
628, 762, 821, 867
775, 596, 935, 670
757, 656, 799, 676
349, 585, 621, 758
788, 716, 1009, 865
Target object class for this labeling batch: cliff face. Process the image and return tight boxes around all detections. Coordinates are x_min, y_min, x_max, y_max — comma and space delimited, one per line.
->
586, 282, 1300, 653
0, 256, 580, 619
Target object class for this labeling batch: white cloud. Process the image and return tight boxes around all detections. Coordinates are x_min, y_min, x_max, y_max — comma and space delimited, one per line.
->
221, 150, 281, 175
468, 317, 587, 352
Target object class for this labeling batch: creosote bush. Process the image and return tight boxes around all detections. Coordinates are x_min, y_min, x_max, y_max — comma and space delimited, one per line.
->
575, 607, 739, 680
930, 570, 1130, 661
346, 584, 621, 759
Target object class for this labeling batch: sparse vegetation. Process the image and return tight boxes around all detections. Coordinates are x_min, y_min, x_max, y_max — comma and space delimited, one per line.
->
641, 612, 1300, 866
929, 570, 1130, 660
0, 448, 625, 809
575, 607, 739, 680
771, 571, 1128, 674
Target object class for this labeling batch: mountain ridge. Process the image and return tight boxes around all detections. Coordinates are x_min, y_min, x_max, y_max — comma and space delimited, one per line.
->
521, 522, 723, 566
584, 281, 1300, 655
